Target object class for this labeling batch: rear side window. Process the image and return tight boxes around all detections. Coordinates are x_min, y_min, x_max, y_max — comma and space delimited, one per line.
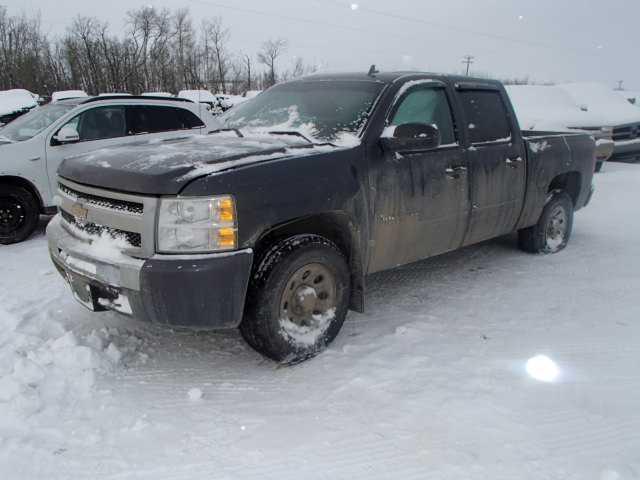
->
390, 88, 456, 145
459, 90, 511, 144
127, 106, 204, 135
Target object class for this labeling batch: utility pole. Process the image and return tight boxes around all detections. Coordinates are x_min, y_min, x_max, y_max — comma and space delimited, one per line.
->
462, 55, 474, 76
615, 80, 624, 91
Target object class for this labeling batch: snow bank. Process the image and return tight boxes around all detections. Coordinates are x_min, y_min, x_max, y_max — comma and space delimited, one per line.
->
0, 305, 142, 427
0, 89, 38, 117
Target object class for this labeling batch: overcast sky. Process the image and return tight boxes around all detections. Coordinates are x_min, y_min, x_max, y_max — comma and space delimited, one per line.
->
3, 0, 639, 90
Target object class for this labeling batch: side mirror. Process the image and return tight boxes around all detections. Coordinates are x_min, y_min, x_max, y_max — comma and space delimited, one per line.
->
54, 125, 80, 144
381, 123, 441, 152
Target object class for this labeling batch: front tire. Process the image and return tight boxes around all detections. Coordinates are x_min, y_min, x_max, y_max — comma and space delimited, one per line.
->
518, 191, 574, 254
241, 235, 351, 363
0, 185, 40, 245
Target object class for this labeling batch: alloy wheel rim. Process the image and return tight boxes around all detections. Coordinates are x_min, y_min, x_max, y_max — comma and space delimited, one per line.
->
0, 197, 27, 235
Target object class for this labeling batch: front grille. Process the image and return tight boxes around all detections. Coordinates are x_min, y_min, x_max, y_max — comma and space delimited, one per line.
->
613, 123, 640, 142
59, 183, 144, 215
60, 209, 142, 248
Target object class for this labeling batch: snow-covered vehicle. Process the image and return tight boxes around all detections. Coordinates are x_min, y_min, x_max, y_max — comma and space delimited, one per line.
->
507, 85, 614, 172
47, 72, 597, 363
617, 90, 639, 106
0, 89, 40, 126
0, 95, 219, 244
51, 90, 89, 103
558, 83, 640, 162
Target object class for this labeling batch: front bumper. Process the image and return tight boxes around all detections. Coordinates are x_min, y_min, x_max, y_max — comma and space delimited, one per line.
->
47, 215, 253, 329
612, 139, 640, 162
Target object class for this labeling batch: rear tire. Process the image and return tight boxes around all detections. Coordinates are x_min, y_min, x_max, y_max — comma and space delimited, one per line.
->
518, 191, 574, 254
241, 234, 351, 364
0, 185, 40, 245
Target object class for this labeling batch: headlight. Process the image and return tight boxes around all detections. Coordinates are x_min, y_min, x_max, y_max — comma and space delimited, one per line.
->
157, 195, 237, 253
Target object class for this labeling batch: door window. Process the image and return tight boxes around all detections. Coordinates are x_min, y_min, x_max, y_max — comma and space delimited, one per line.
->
127, 106, 204, 135
459, 90, 511, 144
390, 88, 456, 145
63, 106, 126, 142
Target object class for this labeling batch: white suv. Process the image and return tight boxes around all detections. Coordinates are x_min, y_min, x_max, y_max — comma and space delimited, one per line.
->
0, 96, 219, 244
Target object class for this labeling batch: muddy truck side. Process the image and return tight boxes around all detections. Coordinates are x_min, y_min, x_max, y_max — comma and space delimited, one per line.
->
47, 72, 596, 363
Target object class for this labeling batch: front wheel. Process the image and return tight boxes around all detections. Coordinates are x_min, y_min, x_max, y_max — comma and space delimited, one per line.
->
241, 235, 351, 363
0, 185, 40, 245
518, 191, 574, 254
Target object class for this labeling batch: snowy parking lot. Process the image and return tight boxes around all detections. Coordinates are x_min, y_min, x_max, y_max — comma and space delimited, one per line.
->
1, 163, 639, 480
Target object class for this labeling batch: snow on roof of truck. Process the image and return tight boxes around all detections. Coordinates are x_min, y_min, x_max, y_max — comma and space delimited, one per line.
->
178, 89, 217, 103
0, 89, 39, 116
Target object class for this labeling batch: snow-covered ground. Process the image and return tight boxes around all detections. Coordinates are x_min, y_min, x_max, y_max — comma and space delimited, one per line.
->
2, 164, 640, 480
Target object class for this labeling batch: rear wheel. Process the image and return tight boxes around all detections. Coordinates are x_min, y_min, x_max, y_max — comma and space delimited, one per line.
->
0, 185, 40, 245
241, 234, 351, 363
518, 191, 574, 254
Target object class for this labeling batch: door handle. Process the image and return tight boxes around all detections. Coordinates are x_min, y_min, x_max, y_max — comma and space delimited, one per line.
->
445, 166, 467, 179
28, 156, 41, 162
505, 157, 523, 167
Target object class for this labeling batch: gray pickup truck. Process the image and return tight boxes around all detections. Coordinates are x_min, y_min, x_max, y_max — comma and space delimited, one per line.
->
47, 71, 596, 363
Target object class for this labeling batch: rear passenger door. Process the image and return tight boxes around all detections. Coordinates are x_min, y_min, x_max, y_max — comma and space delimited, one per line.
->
126, 105, 205, 139
458, 87, 526, 245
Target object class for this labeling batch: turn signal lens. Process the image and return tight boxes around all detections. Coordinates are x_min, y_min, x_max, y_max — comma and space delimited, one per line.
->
218, 197, 235, 223
217, 227, 237, 249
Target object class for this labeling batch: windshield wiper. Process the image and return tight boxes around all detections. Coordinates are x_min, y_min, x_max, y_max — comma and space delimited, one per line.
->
266, 130, 314, 144
208, 128, 244, 138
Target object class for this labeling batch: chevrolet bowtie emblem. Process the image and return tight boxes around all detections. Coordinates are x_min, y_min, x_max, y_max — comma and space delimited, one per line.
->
70, 202, 89, 223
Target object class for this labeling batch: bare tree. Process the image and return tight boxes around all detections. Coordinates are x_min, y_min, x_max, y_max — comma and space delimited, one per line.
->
258, 38, 287, 87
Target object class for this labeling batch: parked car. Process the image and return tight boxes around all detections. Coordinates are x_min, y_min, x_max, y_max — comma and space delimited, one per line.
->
47, 72, 596, 363
0, 89, 39, 126
0, 95, 219, 244
507, 85, 614, 172
51, 90, 89, 103
558, 83, 640, 162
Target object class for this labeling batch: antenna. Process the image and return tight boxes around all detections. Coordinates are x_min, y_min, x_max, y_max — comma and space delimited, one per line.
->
368, 65, 380, 77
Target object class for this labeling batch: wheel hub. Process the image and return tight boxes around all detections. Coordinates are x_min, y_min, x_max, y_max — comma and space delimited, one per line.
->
280, 263, 337, 327
0, 197, 26, 234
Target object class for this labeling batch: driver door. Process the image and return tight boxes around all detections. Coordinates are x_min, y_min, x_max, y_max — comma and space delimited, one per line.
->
368, 83, 470, 273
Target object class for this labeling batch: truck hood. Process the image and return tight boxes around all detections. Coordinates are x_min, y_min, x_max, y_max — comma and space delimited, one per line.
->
58, 134, 343, 195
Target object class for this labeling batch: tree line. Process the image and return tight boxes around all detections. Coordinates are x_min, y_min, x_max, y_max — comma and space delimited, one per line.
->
0, 5, 317, 97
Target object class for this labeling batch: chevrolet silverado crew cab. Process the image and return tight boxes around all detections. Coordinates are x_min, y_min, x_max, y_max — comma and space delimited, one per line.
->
47, 72, 596, 363
0, 96, 218, 244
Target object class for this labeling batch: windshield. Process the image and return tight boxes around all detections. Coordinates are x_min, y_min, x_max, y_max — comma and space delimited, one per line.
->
0, 104, 75, 143
219, 80, 384, 143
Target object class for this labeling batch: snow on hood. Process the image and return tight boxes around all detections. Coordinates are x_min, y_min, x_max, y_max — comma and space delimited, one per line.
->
59, 133, 354, 194
506, 85, 605, 131
51, 90, 88, 103
557, 83, 640, 126
0, 89, 38, 116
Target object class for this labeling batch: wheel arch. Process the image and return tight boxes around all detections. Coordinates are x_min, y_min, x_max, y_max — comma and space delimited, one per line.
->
548, 171, 581, 206
252, 212, 366, 313
0, 175, 45, 212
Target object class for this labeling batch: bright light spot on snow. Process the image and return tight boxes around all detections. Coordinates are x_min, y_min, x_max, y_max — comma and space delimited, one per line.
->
596, 44, 604, 50
187, 388, 203, 401
350, 3, 359, 10
518, 15, 524, 21
526, 355, 560, 382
